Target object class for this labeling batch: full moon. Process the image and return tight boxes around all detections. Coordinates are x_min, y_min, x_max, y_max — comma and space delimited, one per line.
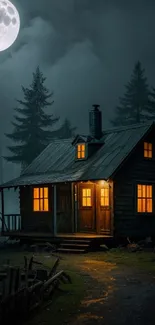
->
0, 0, 20, 52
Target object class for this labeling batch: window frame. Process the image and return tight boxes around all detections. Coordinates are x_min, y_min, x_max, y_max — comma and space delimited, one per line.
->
81, 188, 92, 208
144, 142, 152, 159
100, 187, 110, 208
33, 187, 49, 212
76, 143, 86, 160
136, 183, 153, 214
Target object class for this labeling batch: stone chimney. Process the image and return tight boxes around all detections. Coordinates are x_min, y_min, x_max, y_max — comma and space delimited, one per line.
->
89, 104, 102, 139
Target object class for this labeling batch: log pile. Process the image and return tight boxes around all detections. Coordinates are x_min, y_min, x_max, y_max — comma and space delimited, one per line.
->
0, 256, 71, 324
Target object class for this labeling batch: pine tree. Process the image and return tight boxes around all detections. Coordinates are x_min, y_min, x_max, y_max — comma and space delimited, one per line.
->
4, 66, 59, 168
111, 61, 151, 126
147, 87, 155, 120
50, 118, 77, 139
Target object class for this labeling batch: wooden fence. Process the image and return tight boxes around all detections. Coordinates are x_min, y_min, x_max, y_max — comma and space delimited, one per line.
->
0, 256, 71, 324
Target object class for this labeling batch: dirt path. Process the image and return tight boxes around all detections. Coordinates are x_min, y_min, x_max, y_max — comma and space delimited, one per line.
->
68, 258, 155, 325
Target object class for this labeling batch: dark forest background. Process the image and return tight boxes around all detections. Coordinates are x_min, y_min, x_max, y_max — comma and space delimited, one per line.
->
3, 60, 155, 172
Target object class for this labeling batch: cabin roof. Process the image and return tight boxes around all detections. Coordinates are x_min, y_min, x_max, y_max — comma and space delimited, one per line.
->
0, 122, 153, 188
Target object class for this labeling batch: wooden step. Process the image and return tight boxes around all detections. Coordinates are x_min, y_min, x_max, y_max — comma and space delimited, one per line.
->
57, 248, 86, 254
61, 239, 91, 244
60, 243, 89, 248
57, 237, 93, 253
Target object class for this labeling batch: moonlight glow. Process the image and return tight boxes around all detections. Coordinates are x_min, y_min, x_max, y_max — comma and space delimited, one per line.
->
0, 0, 20, 51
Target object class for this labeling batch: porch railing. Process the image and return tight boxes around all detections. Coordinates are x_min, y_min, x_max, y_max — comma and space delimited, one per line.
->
3, 214, 21, 232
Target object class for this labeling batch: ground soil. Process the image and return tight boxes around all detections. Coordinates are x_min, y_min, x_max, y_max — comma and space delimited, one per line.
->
67, 257, 155, 325
1, 249, 155, 325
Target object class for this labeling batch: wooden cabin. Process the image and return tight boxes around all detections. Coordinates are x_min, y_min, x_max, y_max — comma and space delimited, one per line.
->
1, 105, 155, 247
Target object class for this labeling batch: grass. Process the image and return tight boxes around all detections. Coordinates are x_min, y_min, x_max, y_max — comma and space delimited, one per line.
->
90, 249, 155, 273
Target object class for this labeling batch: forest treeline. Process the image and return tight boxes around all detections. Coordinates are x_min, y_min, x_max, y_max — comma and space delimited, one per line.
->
4, 61, 155, 168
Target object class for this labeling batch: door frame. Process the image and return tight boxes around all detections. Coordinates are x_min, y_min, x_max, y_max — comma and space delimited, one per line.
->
77, 182, 96, 232
74, 181, 114, 236
96, 181, 114, 236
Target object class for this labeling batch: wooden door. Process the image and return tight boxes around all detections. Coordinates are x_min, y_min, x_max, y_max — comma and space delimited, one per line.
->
97, 184, 111, 234
78, 183, 95, 232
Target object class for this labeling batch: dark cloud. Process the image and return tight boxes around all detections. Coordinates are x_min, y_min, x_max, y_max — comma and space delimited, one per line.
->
1, 0, 155, 181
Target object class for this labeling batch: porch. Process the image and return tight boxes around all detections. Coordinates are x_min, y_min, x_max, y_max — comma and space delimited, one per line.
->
1, 228, 113, 254
2, 229, 111, 240
0, 179, 114, 252
1, 212, 112, 240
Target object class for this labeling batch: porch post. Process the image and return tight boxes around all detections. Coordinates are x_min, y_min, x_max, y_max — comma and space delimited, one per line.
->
71, 183, 75, 233
110, 181, 114, 236
74, 183, 78, 232
53, 185, 57, 236
0, 188, 4, 233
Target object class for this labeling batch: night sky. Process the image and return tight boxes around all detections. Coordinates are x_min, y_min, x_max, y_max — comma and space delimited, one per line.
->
1, 0, 155, 181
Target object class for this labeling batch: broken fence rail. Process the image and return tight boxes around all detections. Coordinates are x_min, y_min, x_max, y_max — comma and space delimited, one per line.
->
0, 256, 71, 324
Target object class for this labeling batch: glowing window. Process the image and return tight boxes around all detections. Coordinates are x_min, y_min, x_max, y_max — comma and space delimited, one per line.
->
101, 188, 109, 206
77, 144, 85, 159
82, 188, 92, 207
137, 184, 152, 213
33, 187, 49, 212
144, 142, 152, 158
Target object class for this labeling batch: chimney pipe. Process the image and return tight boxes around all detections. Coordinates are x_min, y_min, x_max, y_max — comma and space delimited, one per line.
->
92, 104, 100, 109
89, 104, 102, 139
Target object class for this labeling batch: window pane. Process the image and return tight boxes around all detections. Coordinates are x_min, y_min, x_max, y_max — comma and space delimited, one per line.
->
137, 185, 141, 198
147, 199, 152, 212
40, 198, 44, 211
81, 144, 85, 151
81, 151, 85, 158
105, 189, 108, 197
102, 189, 106, 197
142, 198, 146, 212
144, 142, 147, 149
137, 198, 145, 212
87, 189, 91, 197
44, 198, 49, 211
105, 197, 109, 206
82, 189, 86, 197
101, 188, 104, 197
101, 197, 104, 206
87, 198, 91, 206
44, 187, 48, 198
40, 188, 43, 198
144, 150, 147, 157
33, 188, 39, 199
33, 199, 39, 211
137, 198, 142, 212
149, 143, 152, 150
147, 185, 152, 198
149, 151, 152, 158
142, 186, 145, 198
82, 198, 87, 206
